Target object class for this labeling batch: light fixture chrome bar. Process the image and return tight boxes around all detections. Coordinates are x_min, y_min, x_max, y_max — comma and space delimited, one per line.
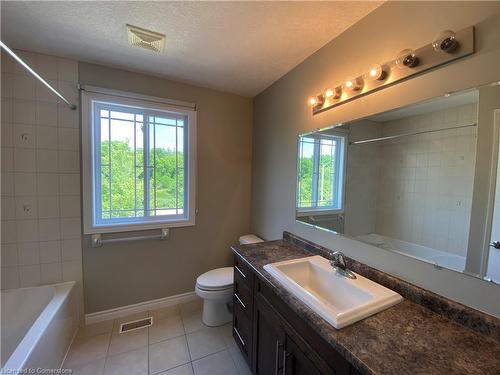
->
0, 40, 77, 110
350, 123, 476, 145
91, 228, 169, 247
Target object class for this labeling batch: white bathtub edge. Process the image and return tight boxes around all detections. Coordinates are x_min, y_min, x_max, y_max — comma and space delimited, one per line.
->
85, 291, 197, 325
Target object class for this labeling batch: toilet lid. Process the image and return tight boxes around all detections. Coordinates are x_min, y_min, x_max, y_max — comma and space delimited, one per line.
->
196, 267, 233, 290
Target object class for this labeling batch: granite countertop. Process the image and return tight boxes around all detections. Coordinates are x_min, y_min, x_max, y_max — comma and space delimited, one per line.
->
232, 239, 500, 375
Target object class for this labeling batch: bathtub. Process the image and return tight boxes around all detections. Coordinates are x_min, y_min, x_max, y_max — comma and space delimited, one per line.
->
356, 233, 466, 273
1, 282, 79, 373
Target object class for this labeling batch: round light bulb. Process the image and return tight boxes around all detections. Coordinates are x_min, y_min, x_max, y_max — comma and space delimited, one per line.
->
395, 49, 419, 69
325, 89, 334, 98
308, 97, 317, 106
368, 64, 386, 81
432, 30, 458, 53
345, 77, 362, 91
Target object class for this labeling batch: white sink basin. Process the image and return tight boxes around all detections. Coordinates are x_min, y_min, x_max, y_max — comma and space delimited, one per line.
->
263, 255, 403, 329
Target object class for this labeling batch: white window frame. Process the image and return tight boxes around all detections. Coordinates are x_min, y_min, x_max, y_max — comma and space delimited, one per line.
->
296, 132, 347, 217
81, 87, 197, 234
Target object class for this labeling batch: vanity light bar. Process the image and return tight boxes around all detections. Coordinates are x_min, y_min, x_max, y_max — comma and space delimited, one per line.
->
308, 26, 474, 115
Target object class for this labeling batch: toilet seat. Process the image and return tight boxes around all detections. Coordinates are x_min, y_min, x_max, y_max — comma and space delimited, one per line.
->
196, 267, 233, 291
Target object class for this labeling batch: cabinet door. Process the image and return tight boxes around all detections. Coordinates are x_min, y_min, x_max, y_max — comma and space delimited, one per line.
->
254, 295, 285, 375
283, 334, 322, 375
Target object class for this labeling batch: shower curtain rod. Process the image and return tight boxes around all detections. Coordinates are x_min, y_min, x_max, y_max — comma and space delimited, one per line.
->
350, 123, 477, 145
0, 41, 77, 110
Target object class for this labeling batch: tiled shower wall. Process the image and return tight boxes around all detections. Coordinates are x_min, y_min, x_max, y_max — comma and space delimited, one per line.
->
375, 103, 478, 256
1, 50, 82, 290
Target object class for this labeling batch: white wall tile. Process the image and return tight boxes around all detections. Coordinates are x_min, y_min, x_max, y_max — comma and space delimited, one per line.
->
37, 149, 58, 173
15, 196, 38, 219
19, 264, 41, 287
13, 124, 36, 149
59, 174, 80, 195
61, 217, 81, 240
58, 151, 79, 173
1, 124, 13, 148
36, 54, 59, 81
61, 239, 81, 261
14, 148, 36, 172
62, 260, 82, 283
38, 196, 60, 218
1, 197, 16, 220
12, 99, 36, 124
14, 172, 37, 196
60, 195, 81, 218
1, 243, 18, 266
58, 104, 78, 128
38, 218, 61, 241
1, 50, 81, 291
41, 262, 62, 284
36, 102, 58, 126
37, 173, 59, 196
35, 80, 59, 103
1, 266, 20, 289
13, 75, 36, 100
16, 219, 39, 243
13, 51, 35, 76
1, 51, 15, 73
57, 58, 78, 83
1, 221, 17, 244
37, 126, 58, 149
1, 148, 13, 172
39, 240, 61, 263
58, 128, 79, 151
1, 74, 13, 98
18, 242, 40, 265
2, 98, 13, 123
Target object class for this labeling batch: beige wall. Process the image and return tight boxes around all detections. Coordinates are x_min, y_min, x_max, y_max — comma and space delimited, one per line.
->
79, 63, 253, 313
252, 2, 500, 316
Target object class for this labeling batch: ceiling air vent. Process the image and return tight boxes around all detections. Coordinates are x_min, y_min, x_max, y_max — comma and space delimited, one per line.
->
127, 24, 166, 54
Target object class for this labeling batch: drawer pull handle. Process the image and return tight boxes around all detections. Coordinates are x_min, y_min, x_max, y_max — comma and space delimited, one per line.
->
283, 349, 289, 375
234, 293, 246, 309
274, 340, 283, 375
233, 327, 245, 347
235, 265, 247, 279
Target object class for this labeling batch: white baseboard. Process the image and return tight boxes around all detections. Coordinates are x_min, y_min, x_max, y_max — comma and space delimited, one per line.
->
85, 291, 198, 325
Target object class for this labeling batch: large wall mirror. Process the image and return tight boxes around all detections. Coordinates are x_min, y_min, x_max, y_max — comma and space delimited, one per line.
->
296, 81, 500, 284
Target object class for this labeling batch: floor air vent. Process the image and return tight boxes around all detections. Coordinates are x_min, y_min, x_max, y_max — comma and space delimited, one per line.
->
119, 317, 153, 333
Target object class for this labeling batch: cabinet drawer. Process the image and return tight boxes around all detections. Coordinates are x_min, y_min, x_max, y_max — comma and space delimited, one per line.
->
233, 276, 253, 319
234, 255, 253, 289
233, 301, 252, 364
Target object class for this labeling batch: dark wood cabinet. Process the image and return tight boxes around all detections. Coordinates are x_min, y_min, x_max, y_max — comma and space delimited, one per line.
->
233, 254, 355, 375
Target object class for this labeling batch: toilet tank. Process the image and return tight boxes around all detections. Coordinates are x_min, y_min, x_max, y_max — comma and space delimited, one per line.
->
239, 234, 264, 245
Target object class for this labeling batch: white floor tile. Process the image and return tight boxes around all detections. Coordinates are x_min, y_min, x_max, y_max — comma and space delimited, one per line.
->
186, 327, 227, 361
66, 357, 105, 375
104, 347, 148, 375
64, 333, 110, 367
77, 320, 114, 339
157, 363, 194, 375
150, 315, 185, 344
192, 350, 238, 375
149, 335, 190, 374
108, 327, 148, 357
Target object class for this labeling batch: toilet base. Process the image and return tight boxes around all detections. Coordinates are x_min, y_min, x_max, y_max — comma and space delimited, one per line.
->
202, 299, 233, 327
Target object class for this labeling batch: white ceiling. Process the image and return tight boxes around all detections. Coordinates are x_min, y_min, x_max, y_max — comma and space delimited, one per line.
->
1, 1, 382, 97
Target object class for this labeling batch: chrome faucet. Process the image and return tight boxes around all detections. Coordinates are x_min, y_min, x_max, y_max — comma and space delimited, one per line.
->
330, 251, 356, 279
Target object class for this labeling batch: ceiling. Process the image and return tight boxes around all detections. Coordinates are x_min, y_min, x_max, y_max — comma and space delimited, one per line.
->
1, 1, 382, 97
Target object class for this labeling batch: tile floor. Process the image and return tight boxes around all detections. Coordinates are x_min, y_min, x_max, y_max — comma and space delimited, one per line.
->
62, 298, 252, 375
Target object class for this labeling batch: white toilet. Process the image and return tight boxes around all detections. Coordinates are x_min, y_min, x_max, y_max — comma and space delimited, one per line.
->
195, 234, 263, 326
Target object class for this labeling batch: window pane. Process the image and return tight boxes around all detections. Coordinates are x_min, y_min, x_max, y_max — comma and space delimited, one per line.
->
298, 137, 314, 208
318, 140, 335, 207
91, 99, 191, 228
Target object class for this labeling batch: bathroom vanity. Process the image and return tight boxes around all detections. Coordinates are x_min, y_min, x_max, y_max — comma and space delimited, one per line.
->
231, 232, 500, 375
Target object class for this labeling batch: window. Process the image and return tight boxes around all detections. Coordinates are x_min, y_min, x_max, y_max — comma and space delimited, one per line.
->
82, 89, 196, 233
296, 133, 346, 214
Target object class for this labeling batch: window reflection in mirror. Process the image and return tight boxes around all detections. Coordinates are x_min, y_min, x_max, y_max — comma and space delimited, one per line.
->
296, 83, 500, 283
